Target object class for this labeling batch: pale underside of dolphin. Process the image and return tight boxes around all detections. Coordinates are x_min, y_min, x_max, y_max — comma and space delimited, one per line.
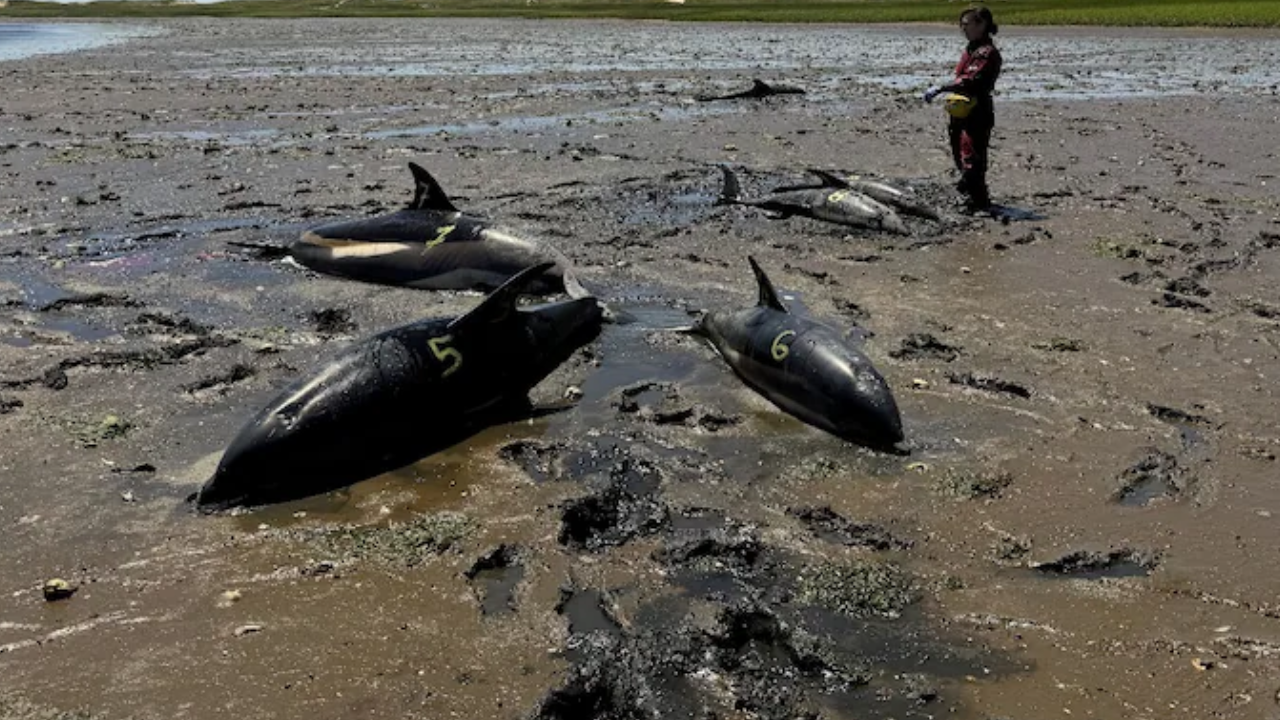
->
715, 165, 909, 235
231, 162, 590, 298
775, 169, 941, 222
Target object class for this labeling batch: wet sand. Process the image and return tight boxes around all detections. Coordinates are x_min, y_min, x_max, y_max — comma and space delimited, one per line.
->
2, 17, 1280, 720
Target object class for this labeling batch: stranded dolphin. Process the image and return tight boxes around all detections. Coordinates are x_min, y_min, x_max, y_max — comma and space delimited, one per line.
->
692, 256, 904, 452
195, 262, 603, 511
697, 79, 806, 102
231, 162, 590, 298
715, 165, 909, 235
780, 169, 941, 221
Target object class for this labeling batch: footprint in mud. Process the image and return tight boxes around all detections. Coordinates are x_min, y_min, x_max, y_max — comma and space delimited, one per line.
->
611, 380, 742, 432
653, 521, 772, 603
498, 439, 568, 483
1030, 547, 1161, 580
556, 587, 623, 639
127, 311, 214, 338
180, 363, 256, 398
465, 544, 525, 617
558, 451, 669, 552
533, 598, 862, 720
307, 307, 357, 336
946, 371, 1032, 399
34, 291, 142, 312
787, 506, 912, 551
1113, 448, 1199, 506
890, 333, 962, 362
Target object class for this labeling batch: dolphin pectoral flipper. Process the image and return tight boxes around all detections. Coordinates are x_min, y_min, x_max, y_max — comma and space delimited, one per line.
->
407, 162, 460, 213
805, 168, 851, 188
447, 261, 557, 332
746, 256, 788, 313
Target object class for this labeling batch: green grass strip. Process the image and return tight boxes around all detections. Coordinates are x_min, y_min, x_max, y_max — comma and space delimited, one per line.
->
3, 0, 1280, 27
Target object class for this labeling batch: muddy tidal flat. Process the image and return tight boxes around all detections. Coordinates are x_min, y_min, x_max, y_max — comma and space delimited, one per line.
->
2, 17, 1280, 720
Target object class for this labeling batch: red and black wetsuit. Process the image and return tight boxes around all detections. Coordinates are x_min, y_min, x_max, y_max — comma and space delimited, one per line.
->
940, 37, 1002, 207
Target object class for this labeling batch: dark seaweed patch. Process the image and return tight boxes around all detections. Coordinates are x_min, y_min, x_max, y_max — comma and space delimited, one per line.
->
1152, 292, 1211, 313
1145, 403, 1210, 426
1031, 548, 1160, 579
35, 292, 141, 312
1031, 337, 1084, 352
1164, 277, 1211, 297
129, 311, 213, 337
0, 395, 23, 414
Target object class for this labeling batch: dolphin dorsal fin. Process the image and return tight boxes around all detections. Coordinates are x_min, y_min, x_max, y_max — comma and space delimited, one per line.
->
752, 79, 771, 92
747, 256, 787, 313
806, 168, 851, 188
447, 261, 556, 333
408, 162, 459, 213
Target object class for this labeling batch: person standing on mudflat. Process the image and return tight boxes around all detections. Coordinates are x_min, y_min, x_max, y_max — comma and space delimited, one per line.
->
923, 5, 1003, 212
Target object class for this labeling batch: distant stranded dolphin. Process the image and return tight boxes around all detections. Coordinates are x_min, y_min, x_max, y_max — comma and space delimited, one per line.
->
692, 256, 904, 452
195, 262, 603, 511
697, 79, 806, 102
715, 166, 909, 235
231, 162, 589, 298
780, 169, 941, 221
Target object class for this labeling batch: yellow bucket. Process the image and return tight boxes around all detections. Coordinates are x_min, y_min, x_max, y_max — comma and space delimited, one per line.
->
943, 93, 977, 119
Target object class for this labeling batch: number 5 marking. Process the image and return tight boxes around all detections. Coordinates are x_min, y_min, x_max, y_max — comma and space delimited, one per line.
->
428, 334, 463, 377
423, 224, 456, 253
770, 330, 796, 361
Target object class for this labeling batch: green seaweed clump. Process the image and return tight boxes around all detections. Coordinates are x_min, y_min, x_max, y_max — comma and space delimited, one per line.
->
304, 511, 475, 568
937, 469, 1013, 500
798, 558, 920, 619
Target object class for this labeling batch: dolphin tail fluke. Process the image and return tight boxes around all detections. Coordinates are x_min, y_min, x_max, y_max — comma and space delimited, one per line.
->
715, 165, 742, 206
448, 261, 556, 332
407, 162, 460, 213
226, 240, 292, 260
747, 256, 788, 313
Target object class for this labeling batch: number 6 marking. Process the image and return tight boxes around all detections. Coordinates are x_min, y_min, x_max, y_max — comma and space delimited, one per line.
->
771, 330, 796, 361
826, 190, 849, 204
428, 334, 463, 377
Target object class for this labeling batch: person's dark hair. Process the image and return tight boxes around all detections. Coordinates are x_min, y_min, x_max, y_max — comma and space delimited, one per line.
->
961, 5, 999, 36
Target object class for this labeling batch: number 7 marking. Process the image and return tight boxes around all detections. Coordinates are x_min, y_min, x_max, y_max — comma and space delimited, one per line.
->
423, 224, 456, 253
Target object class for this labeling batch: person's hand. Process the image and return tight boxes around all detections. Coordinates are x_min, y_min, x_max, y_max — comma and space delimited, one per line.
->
922, 86, 942, 103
